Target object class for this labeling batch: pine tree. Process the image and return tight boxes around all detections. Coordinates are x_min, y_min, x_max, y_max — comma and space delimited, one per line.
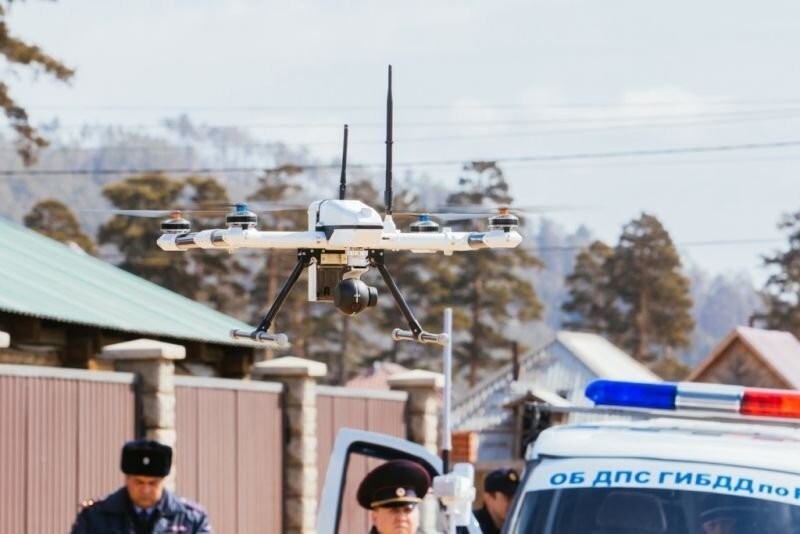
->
97, 173, 194, 296
24, 199, 95, 254
562, 240, 621, 337
429, 162, 543, 386
609, 213, 694, 362
0, 5, 74, 164
563, 213, 694, 369
98, 173, 263, 319
762, 210, 800, 335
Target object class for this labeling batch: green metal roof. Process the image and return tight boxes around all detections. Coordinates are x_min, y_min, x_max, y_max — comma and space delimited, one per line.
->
0, 217, 258, 347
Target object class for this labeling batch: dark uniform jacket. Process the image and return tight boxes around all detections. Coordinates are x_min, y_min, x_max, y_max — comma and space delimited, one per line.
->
474, 505, 501, 534
70, 487, 211, 534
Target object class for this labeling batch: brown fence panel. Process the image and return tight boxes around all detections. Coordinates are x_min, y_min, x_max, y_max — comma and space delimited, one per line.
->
316, 387, 407, 533
367, 398, 406, 438
27, 376, 79, 534
175, 377, 283, 534
0, 374, 28, 534
316, 394, 335, 495
0, 365, 135, 534
236, 390, 283, 534
334, 396, 369, 534
77, 380, 137, 506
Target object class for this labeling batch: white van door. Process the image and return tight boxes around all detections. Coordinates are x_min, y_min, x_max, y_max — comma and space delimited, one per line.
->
317, 428, 483, 533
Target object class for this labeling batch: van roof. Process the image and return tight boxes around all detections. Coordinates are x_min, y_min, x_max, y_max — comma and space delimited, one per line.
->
529, 418, 800, 475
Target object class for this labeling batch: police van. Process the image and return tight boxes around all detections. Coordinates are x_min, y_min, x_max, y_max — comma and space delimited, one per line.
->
505, 380, 800, 533
319, 379, 800, 533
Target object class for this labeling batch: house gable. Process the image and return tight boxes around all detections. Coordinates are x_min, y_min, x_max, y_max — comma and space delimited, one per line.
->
688, 327, 800, 389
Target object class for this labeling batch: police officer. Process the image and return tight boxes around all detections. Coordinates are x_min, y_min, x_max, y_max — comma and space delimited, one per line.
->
473, 467, 520, 534
357, 459, 432, 534
70, 439, 211, 534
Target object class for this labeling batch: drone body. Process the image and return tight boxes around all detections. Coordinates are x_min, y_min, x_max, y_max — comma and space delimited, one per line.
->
152, 67, 523, 348
156, 199, 522, 347
157, 200, 521, 253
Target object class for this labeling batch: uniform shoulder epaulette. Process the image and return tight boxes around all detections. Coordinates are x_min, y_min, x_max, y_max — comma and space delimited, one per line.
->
180, 497, 207, 514
79, 498, 98, 511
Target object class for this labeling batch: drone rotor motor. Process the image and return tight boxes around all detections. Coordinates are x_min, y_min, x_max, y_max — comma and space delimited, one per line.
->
226, 203, 258, 229
409, 215, 440, 233
160, 213, 191, 234
488, 209, 520, 232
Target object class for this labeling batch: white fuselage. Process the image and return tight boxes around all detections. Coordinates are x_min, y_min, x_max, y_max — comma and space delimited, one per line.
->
157, 199, 523, 254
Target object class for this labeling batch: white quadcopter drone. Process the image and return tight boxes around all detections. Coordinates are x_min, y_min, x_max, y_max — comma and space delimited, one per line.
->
154, 67, 523, 348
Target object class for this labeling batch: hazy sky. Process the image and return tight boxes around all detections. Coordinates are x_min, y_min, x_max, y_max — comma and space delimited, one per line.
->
8, 1, 800, 283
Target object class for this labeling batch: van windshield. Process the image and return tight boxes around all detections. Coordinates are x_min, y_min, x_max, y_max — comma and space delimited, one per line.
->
511, 487, 800, 534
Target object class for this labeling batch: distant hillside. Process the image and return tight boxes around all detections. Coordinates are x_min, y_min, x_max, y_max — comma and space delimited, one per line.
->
0, 120, 316, 231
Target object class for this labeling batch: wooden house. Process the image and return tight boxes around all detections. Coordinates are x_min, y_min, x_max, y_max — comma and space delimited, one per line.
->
0, 217, 262, 377
687, 326, 800, 389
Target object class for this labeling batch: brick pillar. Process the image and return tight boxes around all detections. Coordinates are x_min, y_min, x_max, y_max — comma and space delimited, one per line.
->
389, 369, 444, 534
252, 356, 327, 534
101, 338, 185, 490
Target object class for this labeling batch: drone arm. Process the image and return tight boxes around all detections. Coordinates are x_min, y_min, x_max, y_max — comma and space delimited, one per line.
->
158, 229, 327, 252
158, 230, 227, 251
376, 229, 522, 252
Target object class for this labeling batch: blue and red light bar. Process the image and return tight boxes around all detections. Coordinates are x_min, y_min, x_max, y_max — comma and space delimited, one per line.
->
585, 379, 800, 420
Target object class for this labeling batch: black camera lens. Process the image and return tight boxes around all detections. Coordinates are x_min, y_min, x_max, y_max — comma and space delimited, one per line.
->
334, 279, 378, 315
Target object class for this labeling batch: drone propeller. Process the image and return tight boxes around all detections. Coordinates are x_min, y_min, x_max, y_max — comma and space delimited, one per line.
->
81, 201, 308, 219
240, 201, 308, 214
393, 204, 587, 223
79, 208, 222, 218
429, 203, 587, 215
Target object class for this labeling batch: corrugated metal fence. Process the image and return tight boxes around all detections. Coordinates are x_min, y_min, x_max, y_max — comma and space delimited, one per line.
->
174, 376, 284, 534
0, 365, 410, 533
317, 386, 407, 533
0, 365, 135, 534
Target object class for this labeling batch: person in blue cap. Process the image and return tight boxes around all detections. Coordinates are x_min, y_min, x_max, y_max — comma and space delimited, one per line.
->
70, 439, 211, 533
473, 467, 520, 534
357, 459, 432, 534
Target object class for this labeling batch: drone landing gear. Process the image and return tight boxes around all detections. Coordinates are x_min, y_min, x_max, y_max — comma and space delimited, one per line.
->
231, 249, 449, 348
230, 250, 312, 348
369, 250, 449, 346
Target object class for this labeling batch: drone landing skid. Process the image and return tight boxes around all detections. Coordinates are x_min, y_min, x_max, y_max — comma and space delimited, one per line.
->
370, 250, 449, 346
230, 328, 290, 348
392, 329, 449, 345
230, 249, 449, 349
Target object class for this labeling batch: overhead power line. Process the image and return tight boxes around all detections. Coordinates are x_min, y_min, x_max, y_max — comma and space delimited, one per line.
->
3, 138, 800, 177
14, 109, 800, 154
35, 105, 800, 131
25, 97, 800, 112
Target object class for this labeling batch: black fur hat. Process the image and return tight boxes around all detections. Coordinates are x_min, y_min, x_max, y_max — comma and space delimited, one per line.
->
120, 439, 172, 477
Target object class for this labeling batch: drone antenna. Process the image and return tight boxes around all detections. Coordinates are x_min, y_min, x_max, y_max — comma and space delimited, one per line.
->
339, 124, 348, 200
384, 65, 394, 215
